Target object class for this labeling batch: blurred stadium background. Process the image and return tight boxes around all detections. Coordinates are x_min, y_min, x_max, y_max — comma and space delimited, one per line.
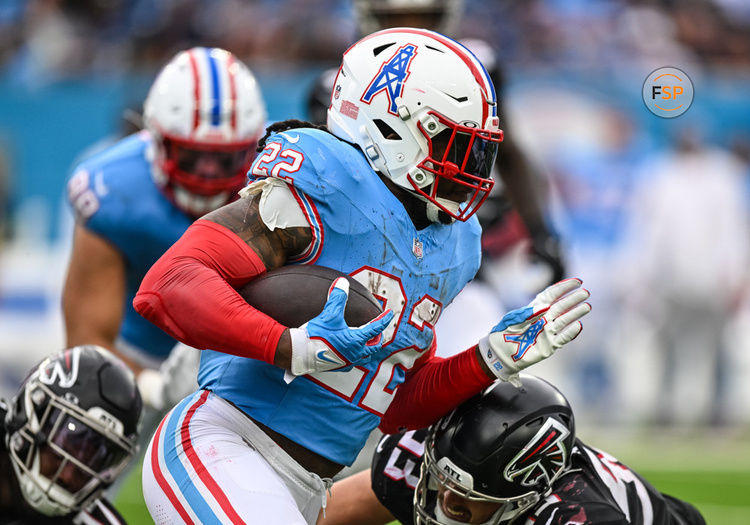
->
1, 0, 749, 523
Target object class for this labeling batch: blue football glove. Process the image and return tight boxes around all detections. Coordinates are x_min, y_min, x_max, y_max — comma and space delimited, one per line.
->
479, 278, 591, 387
288, 277, 394, 377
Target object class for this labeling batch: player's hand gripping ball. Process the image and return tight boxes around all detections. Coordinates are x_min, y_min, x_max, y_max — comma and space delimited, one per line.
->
239, 265, 391, 376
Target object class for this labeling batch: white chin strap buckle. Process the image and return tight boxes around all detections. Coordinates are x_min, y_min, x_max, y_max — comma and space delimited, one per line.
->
426, 198, 460, 223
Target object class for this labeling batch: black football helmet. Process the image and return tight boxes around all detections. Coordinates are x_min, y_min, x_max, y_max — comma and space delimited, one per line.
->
306, 67, 339, 126
353, 0, 465, 36
415, 375, 575, 524
4, 345, 142, 516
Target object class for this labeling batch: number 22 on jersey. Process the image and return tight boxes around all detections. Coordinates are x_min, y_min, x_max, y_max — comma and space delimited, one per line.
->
308, 267, 442, 416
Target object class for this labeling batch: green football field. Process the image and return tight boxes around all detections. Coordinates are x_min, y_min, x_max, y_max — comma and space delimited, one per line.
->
115, 431, 750, 524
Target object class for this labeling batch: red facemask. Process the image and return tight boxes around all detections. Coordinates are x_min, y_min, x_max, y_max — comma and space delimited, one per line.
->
155, 133, 260, 216
411, 111, 503, 221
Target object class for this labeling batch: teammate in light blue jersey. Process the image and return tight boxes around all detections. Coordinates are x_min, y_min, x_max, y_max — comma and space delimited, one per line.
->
135, 28, 591, 524
62, 47, 267, 409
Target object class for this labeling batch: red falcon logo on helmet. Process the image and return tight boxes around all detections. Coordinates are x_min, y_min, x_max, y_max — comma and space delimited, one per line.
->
503, 418, 570, 487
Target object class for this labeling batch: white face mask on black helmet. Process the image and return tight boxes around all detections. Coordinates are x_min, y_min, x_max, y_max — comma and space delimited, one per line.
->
414, 376, 576, 524
327, 27, 503, 222
4, 346, 142, 516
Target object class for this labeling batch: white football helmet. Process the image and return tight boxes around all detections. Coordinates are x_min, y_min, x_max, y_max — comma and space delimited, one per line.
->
327, 28, 503, 221
354, 0, 465, 36
143, 47, 267, 217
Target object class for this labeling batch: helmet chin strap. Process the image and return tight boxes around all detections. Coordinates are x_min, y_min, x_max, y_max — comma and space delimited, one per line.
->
426, 199, 458, 225
425, 201, 442, 223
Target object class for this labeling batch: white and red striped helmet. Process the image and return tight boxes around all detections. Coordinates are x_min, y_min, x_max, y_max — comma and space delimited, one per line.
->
327, 28, 503, 222
144, 47, 266, 216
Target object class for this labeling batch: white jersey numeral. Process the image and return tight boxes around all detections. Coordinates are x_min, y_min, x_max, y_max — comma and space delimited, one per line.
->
585, 447, 654, 524
384, 449, 420, 489
68, 170, 100, 220
308, 270, 441, 416
252, 142, 305, 179
383, 430, 424, 488
351, 267, 406, 347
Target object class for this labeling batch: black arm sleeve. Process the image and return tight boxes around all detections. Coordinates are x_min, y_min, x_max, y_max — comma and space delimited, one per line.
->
371, 429, 430, 525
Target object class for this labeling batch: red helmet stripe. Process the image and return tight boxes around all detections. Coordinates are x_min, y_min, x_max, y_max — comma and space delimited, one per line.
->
187, 49, 202, 133
356, 28, 491, 124
227, 53, 238, 133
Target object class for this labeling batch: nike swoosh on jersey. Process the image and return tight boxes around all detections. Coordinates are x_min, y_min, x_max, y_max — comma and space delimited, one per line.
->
279, 132, 300, 143
94, 170, 109, 196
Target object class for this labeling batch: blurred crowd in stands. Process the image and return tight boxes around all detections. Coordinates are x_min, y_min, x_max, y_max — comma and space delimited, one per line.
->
1, 0, 750, 85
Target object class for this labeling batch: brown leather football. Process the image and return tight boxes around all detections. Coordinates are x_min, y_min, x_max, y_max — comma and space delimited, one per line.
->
238, 265, 382, 327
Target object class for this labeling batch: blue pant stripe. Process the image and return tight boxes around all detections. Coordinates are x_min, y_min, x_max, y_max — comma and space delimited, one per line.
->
162, 392, 223, 524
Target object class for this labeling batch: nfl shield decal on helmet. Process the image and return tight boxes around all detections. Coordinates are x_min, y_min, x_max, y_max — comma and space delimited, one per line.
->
503, 417, 570, 487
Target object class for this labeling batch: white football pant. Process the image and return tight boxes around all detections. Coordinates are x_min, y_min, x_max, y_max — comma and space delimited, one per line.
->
142, 390, 331, 524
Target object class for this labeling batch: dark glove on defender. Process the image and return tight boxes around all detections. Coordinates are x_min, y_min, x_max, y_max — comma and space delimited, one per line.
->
530, 233, 566, 286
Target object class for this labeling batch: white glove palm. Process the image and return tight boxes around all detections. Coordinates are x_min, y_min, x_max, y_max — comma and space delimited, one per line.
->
479, 279, 591, 387
136, 343, 201, 411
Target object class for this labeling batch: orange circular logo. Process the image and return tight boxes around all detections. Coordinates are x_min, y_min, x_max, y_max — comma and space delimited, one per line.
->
642, 67, 694, 118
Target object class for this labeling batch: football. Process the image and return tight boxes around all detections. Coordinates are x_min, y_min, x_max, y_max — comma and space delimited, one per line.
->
237, 265, 383, 328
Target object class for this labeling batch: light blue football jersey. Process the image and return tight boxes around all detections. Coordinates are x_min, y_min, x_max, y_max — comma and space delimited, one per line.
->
197, 128, 482, 466
67, 131, 192, 361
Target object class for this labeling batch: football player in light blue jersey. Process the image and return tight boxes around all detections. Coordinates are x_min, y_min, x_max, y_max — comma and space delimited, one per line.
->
62, 47, 267, 410
135, 29, 591, 524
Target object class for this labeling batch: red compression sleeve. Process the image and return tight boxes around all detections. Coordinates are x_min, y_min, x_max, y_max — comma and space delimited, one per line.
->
378, 344, 493, 434
133, 220, 285, 364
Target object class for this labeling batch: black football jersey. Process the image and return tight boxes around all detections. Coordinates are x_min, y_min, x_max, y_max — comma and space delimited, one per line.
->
371, 429, 429, 525
0, 400, 127, 525
371, 429, 705, 525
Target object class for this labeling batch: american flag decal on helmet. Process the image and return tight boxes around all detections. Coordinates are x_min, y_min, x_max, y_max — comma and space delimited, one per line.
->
503, 418, 570, 487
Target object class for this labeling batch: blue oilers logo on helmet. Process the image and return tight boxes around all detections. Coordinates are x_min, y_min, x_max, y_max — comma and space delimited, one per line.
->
503, 417, 570, 488
360, 43, 418, 115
